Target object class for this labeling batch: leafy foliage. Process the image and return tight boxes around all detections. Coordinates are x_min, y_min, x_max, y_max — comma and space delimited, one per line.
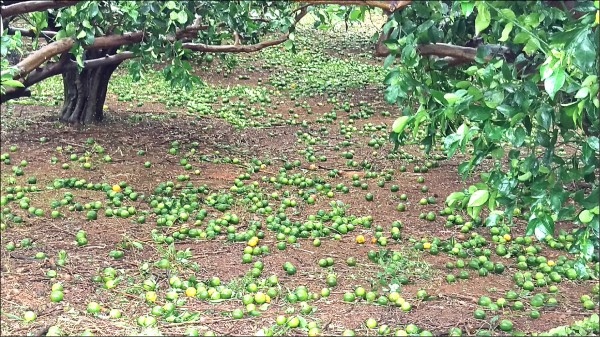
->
386, 1, 599, 271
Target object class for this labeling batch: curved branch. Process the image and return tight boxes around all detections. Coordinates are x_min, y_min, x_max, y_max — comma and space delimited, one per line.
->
297, 0, 411, 12
183, 6, 309, 53
1, 0, 78, 18
183, 34, 291, 53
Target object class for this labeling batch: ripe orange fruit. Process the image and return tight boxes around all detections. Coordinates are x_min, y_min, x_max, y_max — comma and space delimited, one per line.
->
112, 185, 121, 193
185, 287, 197, 297
547, 260, 555, 267
503, 234, 511, 242
248, 237, 259, 247
356, 235, 365, 244
423, 242, 431, 249
371, 237, 377, 244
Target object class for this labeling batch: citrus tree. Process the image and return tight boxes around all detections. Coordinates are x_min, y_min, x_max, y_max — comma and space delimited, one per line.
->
384, 0, 599, 274
0, 0, 407, 123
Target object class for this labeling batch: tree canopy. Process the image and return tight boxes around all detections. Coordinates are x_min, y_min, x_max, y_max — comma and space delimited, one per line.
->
383, 0, 599, 270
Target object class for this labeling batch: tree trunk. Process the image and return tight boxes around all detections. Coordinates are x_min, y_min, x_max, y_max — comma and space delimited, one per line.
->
59, 51, 120, 124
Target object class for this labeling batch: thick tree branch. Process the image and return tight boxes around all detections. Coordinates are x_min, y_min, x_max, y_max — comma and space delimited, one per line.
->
1, 31, 144, 80
1, 87, 31, 101
1, 53, 67, 103
417, 43, 514, 65
417, 44, 479, 61
7, 26, 57, 38
1, 0, 77, 18
297, 0, 411, 12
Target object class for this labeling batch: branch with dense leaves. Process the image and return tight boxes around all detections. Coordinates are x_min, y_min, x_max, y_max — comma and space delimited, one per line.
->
0, 31, 144, 81
0, 0, 77, 18
1, 4, 307, 83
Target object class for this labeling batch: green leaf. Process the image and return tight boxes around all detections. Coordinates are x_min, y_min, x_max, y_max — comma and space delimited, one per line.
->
544, 68, 566, 100
384, 86, 400, 104
513, 127, 526, 147
571, 32, 595, 72
461, 2, 475, 17
444, 133, 462, 158
388, 132, 401, 153
283, 40, 294, 50
485, 211, 503, 227
392, 116, 411, 133
77, 30, 87, 39
76, 54, 84, 68
513, 32, 530, 44
468, 190, 489, 207
499, 8, 516, 20
575, 87, 590, 99
499, 22, 513, 42
2, 79, 25, 88
446, 191, 465, 208
383, 54, 395, 69
474, 4, 491, 35
349, 8, 362, 21
527, 214, 555, 241
177, 11, 188, 24
579, 210, 594, 223
484, 90, 504, 108
587, 136, 599, 152
166, 1, 177, 9
523, 38, 540, 56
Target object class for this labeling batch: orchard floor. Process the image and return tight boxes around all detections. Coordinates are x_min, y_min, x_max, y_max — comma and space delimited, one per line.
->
1, 27, 598, 337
